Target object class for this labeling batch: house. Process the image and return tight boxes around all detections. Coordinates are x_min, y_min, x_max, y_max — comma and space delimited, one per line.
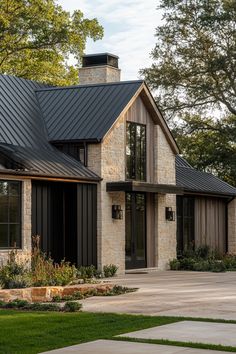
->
1, 53, 236, 274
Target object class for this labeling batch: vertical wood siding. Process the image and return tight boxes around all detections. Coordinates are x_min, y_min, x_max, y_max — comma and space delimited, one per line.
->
195, 197, 227, 253
32, 181, 97, 266
124, 96, 155, 183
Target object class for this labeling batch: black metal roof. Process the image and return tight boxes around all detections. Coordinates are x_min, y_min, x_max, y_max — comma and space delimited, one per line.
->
176, 156, 236, 197
35, 81, 143, 142
0, 75, 99, 181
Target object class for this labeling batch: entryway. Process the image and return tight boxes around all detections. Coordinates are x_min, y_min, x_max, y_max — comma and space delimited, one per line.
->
125, 192, 146, 269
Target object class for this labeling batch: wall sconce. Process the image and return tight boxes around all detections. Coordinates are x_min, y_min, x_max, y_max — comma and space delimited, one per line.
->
112, 205, 123, 220
165, 207, 175, 221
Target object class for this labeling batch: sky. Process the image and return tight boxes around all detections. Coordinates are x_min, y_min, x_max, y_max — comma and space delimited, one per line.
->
57, 0, 162, 80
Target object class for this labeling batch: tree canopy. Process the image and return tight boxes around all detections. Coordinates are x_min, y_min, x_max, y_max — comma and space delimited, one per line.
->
0, 0, 103, 85
141, 0, 236, 119
141, 0, 236, 185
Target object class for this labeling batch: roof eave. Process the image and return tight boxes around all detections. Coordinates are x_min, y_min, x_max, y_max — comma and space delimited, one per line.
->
0, 169, 101, 183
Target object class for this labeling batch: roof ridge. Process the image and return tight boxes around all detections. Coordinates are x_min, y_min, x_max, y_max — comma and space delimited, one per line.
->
35, 80, 144, 92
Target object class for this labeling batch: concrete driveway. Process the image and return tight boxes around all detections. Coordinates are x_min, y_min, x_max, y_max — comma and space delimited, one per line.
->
81, 271, 236, 320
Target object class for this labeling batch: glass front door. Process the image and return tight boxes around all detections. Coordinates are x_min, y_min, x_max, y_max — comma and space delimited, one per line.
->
125, 193, 146, 269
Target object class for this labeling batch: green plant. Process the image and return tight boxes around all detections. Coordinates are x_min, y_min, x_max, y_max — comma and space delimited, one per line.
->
103, 264, 118, 278
104, 285, 137, 296
77, 265, 97, 280
169, 259, 181, 270
0, 249, 31, 289
63, 301, 82, 312
29, 303, 61, 312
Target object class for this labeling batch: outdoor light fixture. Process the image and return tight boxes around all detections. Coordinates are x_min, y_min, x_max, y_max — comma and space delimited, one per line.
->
165, 207, 175, 221
112, 205, 123, 220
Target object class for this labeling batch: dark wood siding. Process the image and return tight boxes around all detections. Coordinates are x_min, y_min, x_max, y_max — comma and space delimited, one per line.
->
195, 196, 227, 254
177, 195, 227, 254
32, 181, 97, 266
77, 184, 97, 267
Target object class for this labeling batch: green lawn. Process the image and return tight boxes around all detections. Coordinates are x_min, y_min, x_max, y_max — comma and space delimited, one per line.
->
0, 311, 177, 353
1, 310, 236, 354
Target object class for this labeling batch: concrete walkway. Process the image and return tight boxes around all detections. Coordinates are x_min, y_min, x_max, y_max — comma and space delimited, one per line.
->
81, 271, 236, 320
120, 320, 236, 346
41, 340, 230, 353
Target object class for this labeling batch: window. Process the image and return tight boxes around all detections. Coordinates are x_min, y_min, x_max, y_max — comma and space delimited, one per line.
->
177, 196, 194, 254
54, 143, 86, 165
126, 122, 146, 181
0, 181, 21, 248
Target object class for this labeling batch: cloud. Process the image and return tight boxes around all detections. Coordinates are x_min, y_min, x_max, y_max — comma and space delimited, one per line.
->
57, 0, 162, 79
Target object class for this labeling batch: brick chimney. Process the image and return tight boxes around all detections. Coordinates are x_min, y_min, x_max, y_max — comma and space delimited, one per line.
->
79, 53, 121, 84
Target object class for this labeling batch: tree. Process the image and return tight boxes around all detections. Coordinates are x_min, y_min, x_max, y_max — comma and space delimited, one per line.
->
141, 0, 236, 119
0, 0, 103, 85
141, 0, 236, 185
173, 114, 236, 186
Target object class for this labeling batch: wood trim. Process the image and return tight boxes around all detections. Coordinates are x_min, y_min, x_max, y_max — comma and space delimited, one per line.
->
0, 171, 99, 184
107, 181, 183, 194
140, 85, 179, 154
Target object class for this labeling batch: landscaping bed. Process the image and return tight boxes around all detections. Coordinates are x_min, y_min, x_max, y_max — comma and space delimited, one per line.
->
170, 245, 236, 272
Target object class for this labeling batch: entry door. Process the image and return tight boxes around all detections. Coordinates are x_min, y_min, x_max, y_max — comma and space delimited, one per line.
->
125, 193, 146, 269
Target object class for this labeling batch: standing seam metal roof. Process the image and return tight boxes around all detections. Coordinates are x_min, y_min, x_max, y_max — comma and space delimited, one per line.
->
35, 80, 143, 142
176, 156, 236, 196
0, 75, 99, 181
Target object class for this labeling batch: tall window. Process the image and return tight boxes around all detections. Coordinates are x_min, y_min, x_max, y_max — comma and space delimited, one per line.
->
126, 122, 146, 181
0, 181, 21, 248
177, 196, 194, 254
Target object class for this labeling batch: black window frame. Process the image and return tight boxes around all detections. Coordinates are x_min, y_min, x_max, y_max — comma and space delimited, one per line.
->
0, 180, 22, 249
54, 143, 87, 166
177, 196, 195, 255
126, 121, 146, 181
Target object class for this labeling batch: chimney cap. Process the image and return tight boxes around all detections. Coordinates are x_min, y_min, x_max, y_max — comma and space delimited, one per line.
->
82, 53, 119, 69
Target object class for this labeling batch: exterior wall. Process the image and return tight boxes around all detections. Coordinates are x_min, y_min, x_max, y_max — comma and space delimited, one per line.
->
79, 66, 121, 85
228, 198, 236, 254
155, 126, 177, 269
195, 196, 227, 254
87, 119, 126, 274
0, 179, 32, 265
155, 194, 176, 269
88, 95, 177, 272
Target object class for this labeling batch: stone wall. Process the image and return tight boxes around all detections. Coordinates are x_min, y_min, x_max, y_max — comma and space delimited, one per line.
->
228, 198, 236, 254
0, 178, 32, 265
87, 119, 126, 274
79, 66, 121, 85
154, 125, 177, 269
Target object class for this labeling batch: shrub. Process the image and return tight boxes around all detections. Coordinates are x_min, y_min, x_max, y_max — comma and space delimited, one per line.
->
77, 265, 97, 280
29, 303, 61, 311
63, 301, 82, 312
0, 250, 31, 289
103, 264, 118, 278
169, 259, 181, 270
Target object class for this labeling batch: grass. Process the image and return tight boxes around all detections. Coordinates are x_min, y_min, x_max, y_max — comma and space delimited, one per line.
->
1, 311, 236, 353
0, 311, 177, 353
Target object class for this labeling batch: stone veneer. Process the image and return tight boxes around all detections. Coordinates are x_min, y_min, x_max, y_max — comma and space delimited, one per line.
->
0, 178, 32, 265
154, 126, 177, 270
79, 65, 121, 85
228, 198, 236, 254
88, 117, 126, 274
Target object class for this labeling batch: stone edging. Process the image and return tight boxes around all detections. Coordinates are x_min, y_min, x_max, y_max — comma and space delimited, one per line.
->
0, 283, 114, 303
